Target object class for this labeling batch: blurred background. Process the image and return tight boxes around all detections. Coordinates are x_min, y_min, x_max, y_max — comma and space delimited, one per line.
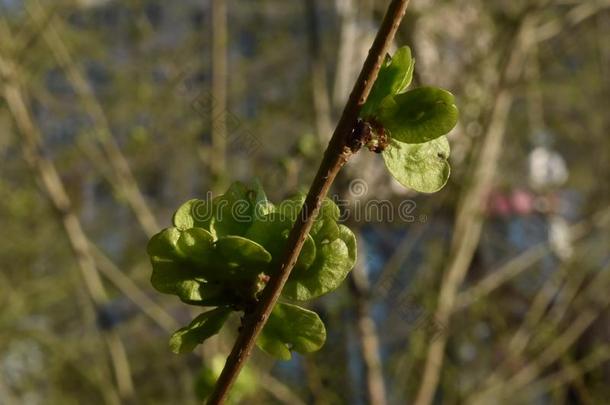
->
1, 0, 609, 404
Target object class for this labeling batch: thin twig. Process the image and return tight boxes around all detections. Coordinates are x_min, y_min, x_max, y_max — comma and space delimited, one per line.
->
207, 1, 411, 403
413, 14, 536, 405
0, 49, 135, 400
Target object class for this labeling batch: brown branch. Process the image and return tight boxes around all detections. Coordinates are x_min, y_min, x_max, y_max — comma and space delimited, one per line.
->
0, 48, 136, 400
413, 14, 537, 405
207, 1, 411, 403
350, 243, 388, 405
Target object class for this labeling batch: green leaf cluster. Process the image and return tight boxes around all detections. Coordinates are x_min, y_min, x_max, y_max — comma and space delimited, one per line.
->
147, 181, 356, 359
361, 46, 458, 193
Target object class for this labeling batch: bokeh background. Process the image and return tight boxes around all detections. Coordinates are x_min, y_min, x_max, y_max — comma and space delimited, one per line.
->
1, 0, 609, 404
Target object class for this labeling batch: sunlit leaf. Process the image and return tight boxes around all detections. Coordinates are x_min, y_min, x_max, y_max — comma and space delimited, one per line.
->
194, 355, 257, 403
150, 260, 202, 301
256, 303, 326, 360
176, 228, 215, 264
379, 87, 458, 144
173, 199, 211, 231
215, 235, 272, 266
361, 46, 415, 117
169, 307, 232, 354
210, 182, 253, 238
283, 237, 353, 301
382, 136, 451, 193
147, 227, 182, 260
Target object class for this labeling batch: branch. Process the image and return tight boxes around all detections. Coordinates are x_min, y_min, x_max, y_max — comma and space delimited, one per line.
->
413, 14, 536, 405
27, 2, 160, 237
0, 47, 135, 400
207, 1, 411, 403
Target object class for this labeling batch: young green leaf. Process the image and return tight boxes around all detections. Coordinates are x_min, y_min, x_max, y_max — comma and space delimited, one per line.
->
173, 199, 211, 231
215, 235, 272, 266
210, 182, 253, 238
169, 307, 232, 354
382, 136, 451, 193
361, 46, 415, 118
282, 236, 354, 301
251, 179, 275, 218
256, 303, 326, 360
379, 86, 458, 144
244, 212, 293, 258
147, 227, 183, 260
176, 227, 215, 264
194, 355, 257, 403
150, 260, 202, 301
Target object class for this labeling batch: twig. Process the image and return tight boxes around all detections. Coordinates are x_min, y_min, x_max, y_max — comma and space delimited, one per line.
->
207, 1, 411, 403
350, 239, 387, 405
413, 15, 536, 405
0, 49, 135, 400
452, 208, 610, 311
27, 1, 160, 237
210, 0, 228, 193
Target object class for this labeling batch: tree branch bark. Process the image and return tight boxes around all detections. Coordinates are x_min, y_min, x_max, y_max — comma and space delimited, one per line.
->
207, 1, 411, 403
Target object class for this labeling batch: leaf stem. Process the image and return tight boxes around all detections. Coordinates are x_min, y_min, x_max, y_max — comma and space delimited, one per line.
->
207, 1, 411, 403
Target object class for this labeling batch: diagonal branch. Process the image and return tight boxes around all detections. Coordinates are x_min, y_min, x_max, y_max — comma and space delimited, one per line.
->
207, 1, 411, 403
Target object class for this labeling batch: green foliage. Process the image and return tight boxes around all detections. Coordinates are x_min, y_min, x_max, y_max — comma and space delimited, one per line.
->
383, 136, 451, 193
378, 87, 458, 144
361, 46, 414, 117
256, 303, 326, 360
147, 181, 356, 359
169, 308, 232, 354
360, 46, 458, 192
195, 355, 257, 403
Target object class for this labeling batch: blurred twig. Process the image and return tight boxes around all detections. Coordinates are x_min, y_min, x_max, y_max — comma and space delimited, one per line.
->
27, 1, 160, 238
453, 208, 610, 311
349, 236, 387, 405
413, 14, 537, 405
0, 45, 135, 400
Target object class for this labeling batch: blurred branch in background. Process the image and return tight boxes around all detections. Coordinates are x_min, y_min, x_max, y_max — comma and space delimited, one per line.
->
349, 236, 387, 405
27, 1, 160, 238
210, 0, 228, 193
0, 40, 135, 400
413, 11, 538, 405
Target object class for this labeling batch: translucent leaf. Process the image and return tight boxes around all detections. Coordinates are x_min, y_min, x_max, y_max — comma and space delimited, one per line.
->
294, 234, 316, 271
179, 282, 237, 307
277, 193, 306, 223
173, 199, 212, 231
256, 303, 326, 360
245, 212, 293, 258
310, 218, 340, 245
379, 87, 458, 144
246, 214, 316, 273
361, 46, 415, 117
338, 224, 357, 268
150, 260, 202, 301
216, 235, 272, 266
176, 228, 214, 264
251, 179, 275, 218
195, 355, 257, 403
147, 228, 182, 260
169, 307, 232, 354
210, 182, 253, 238
283, 237, 354, 301
382, 136, 451, 193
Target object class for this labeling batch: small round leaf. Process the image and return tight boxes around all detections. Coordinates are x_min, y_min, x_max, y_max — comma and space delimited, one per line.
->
256, 303, 326, 360
379, 87, 458, 144
382, 136, 451, 193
